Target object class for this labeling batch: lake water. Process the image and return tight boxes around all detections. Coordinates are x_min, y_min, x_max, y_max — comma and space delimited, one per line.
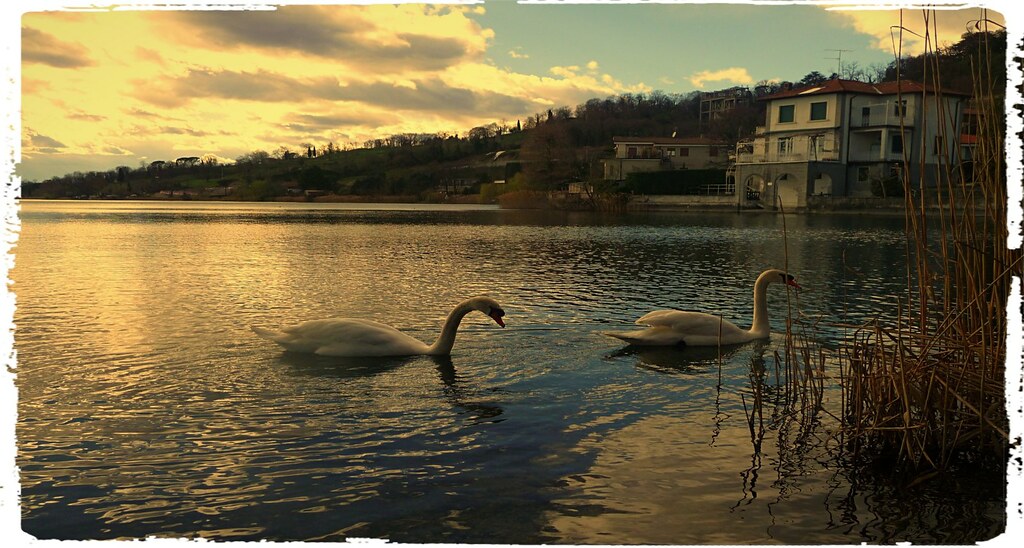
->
11, 200, 1007, 543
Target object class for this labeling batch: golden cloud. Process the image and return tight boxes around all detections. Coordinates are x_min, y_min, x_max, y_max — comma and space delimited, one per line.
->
688, 67, 754, 89
825, 6, 1006, 56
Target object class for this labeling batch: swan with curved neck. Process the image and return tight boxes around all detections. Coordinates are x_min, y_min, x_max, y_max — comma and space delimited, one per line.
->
251, 296, 506, 357
604, 269, 801, 346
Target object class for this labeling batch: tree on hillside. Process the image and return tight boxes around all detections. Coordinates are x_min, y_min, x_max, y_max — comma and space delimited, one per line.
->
754, 80, 784, 97
237, 150, 271, 165
885, 30, 1005, 93
519, 122, 575, 189
274, 146, 298, 160
706, 104, 763, 144
799, 71, 829, 86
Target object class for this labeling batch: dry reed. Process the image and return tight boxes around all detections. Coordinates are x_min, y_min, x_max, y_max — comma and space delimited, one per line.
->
738, 11, 1017, 482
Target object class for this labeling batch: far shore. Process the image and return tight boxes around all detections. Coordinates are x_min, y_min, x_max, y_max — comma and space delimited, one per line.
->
18, 193, 973, 215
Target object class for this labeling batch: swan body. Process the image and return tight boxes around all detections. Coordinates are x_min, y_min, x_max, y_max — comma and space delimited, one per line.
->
604, 269, 800, 347
252, 296, 506, 357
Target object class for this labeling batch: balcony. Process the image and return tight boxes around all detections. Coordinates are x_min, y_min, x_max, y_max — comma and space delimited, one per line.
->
848, 149, 906, 163
735, 137, 840, 164
851, 102, 916, 128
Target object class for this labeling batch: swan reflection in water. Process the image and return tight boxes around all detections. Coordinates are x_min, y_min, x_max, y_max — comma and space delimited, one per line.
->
277, 352, 504, 423
433, 356, 505, 423
608, 342, 754, 374
276, 351, 417, 379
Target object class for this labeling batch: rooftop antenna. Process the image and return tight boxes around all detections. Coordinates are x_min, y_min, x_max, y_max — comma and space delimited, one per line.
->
824, 48, 853, 78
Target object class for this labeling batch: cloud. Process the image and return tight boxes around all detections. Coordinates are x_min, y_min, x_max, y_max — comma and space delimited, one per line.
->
550, 65, 581, 78
131, 68, 342, 108
22, 27, 94, 68
825, 7, 1005, 56
134, 46, 166, 66
550, 62, 600, 79
124, 108, 180, 122
508, 47, 529, 59
133, 67, 533, 118
161, 5, 487, 73
26, 132, 66, 149
67, 112, 106, 122
158, 126, 214, 137
536, 59, 646, 97
332, 78, 534, 116
282, 112, 395, 133
688, 67, 754, 89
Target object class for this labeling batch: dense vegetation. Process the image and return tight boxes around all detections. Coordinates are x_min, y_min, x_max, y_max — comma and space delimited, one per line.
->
21, 29, 1006, 203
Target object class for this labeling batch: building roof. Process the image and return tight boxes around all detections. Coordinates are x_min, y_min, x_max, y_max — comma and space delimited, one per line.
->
760, 78, 971, 101
612, 136, 728, 146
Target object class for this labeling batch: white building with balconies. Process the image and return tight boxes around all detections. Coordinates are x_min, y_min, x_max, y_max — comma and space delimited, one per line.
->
603, 136, 730, 181
733, 79, 969, 210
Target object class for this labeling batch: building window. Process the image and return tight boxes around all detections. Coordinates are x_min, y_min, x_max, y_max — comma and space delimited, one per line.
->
778, 137, 793, 157
890, 134, 904, 154
893, 100, 907, 117
778, 105, 795, 123
812, 134, 826, 154
810, 102, 827, 121
679, 147, 690, 157
627, 146, 637, 159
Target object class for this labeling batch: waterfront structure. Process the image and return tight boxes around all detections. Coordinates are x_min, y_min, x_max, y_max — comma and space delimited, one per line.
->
732, 79, 970, 210
603, 136, 730, 181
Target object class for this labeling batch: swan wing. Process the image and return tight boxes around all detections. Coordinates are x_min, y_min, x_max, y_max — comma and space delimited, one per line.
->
635, 310, 731, 332
604, 326, 687, 346
629, 309, 752, 346
258, 318, 429, 356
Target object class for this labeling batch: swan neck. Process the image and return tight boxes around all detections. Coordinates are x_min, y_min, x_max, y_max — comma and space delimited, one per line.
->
427, 301, 474, 355
749, 274, 772, 336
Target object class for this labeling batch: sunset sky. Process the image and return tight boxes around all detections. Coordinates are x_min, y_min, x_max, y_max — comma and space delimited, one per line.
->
6, 1, 1014, 182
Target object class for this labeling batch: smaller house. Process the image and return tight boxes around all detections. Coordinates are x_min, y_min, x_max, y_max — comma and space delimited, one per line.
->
439, 150, 521, 193
603, 136, 730, 181
204, 186, 234, 198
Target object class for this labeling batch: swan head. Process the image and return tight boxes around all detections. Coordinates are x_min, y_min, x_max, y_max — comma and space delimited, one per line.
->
468, 296, 506, 328
761, 268, 798, 288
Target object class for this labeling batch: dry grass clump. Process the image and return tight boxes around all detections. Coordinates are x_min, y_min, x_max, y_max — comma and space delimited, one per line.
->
844, 320, 1009, 472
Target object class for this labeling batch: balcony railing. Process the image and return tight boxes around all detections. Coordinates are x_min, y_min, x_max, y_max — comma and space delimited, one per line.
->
851, 103, 916, 128
848, 150, 906, 163
736, 150, 841, 163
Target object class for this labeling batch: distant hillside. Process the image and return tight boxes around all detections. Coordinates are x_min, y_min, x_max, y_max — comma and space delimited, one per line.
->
22, 29, 1005, 202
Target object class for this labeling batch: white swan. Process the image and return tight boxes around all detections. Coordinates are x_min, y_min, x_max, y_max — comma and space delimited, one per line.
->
604, 269, 801, 347
251, 296, 506, 357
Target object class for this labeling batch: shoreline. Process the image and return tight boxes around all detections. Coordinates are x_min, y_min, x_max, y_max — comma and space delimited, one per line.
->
16, 194, 978, 215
